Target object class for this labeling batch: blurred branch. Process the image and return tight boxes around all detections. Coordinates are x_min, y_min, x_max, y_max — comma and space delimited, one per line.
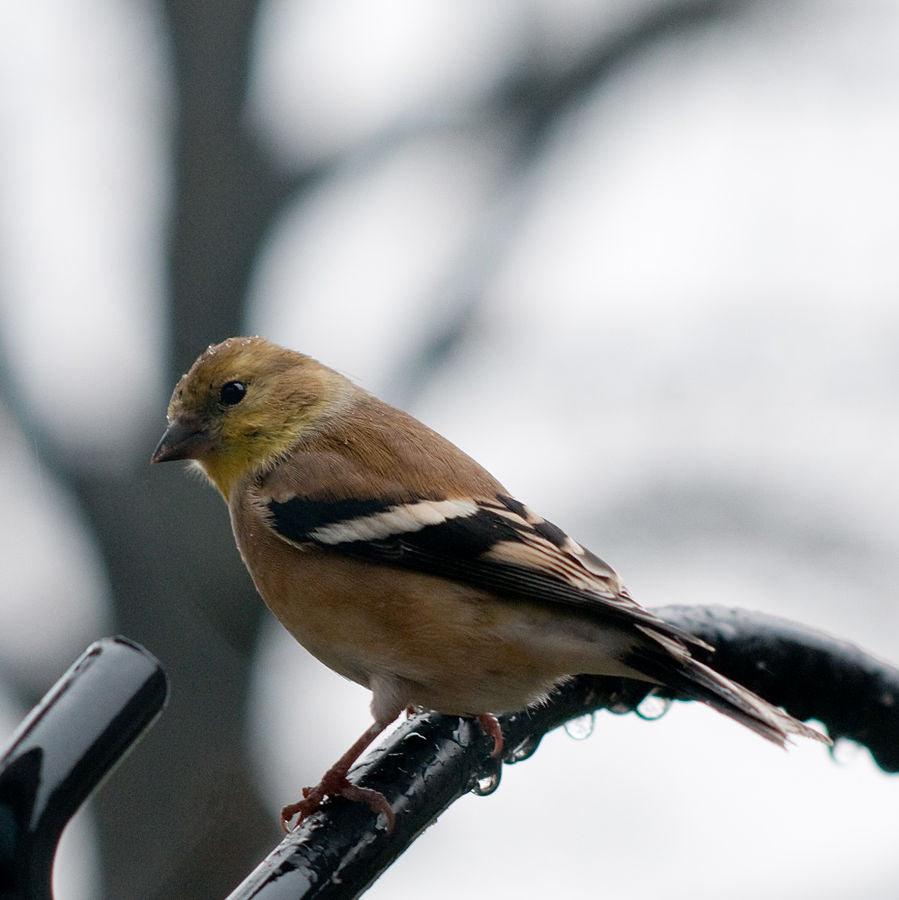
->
505, 0, 746, 125
388, 0, 756, 401
228, 605, 899, 899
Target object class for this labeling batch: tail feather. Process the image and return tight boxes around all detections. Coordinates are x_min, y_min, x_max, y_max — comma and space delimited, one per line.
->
630, 626, 829, 747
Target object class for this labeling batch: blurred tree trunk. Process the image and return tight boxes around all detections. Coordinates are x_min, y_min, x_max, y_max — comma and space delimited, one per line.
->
85, 3, 284, 896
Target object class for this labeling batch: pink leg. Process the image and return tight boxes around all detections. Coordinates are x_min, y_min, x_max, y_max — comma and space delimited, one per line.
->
280, 719, 395, 833
477, 714, 504, 758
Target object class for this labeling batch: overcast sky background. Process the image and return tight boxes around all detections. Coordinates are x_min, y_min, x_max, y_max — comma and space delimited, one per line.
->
1, 1, 899, 897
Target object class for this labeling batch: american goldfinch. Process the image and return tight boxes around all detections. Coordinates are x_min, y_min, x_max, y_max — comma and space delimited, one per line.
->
152, 337, 828, 831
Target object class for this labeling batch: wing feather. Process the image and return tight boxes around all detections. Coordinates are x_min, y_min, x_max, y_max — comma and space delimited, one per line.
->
265, 491, 709, 651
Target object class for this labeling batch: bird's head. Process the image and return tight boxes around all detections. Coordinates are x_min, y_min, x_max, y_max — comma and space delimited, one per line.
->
152, 336, 349, 499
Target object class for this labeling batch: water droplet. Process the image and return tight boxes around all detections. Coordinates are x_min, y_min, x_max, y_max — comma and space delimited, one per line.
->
471, 768, 501, 796
507, 734, 542, 763
635, 693, 672, 721
564, 713, 595, 741
829, 736, 864, 766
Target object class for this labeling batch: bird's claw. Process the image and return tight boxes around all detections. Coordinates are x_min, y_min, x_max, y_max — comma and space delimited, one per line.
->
476, 713, 504, 758
280, 777, 395, 833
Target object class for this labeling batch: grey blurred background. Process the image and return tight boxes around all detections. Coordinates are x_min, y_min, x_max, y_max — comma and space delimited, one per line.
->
1, 1, 899, 897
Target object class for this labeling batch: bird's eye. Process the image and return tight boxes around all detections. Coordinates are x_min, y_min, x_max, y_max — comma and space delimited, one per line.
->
220, 380, 247, 406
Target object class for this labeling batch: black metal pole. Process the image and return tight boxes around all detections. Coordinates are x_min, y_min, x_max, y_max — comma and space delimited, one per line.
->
0, 636, 168, 900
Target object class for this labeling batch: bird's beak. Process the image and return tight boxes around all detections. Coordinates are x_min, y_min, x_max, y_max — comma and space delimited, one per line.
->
151, 417, 209, 464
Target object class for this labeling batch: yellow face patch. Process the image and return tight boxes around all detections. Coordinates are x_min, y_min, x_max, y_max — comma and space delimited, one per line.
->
162, 337, 349, 500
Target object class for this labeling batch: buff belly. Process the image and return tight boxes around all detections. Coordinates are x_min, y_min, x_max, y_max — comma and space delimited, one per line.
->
234, 514, 644, 722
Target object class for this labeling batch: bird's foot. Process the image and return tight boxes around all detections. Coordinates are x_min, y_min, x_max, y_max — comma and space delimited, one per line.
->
280, 718, 394, 833
280, 774, 395, 833
477, 713, 504, 758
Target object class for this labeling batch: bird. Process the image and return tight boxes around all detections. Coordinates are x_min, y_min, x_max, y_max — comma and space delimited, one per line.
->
152, 336, 829, 831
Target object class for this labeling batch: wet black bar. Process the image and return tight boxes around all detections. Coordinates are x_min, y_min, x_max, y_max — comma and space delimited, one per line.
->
0, 636, 168, 900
